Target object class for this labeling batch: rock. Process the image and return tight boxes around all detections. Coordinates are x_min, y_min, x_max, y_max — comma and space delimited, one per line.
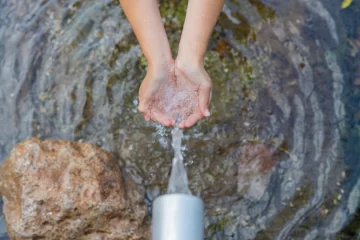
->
0, 138, 149, 240
238, 143, 280, 200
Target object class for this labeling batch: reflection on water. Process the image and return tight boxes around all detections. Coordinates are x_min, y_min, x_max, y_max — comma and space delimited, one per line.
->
0, 220, 5, 240
0, 0, 359, 239
0, 202, 4, 239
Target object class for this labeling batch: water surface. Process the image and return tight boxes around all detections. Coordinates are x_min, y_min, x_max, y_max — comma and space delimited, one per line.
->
0, 0, 360, 239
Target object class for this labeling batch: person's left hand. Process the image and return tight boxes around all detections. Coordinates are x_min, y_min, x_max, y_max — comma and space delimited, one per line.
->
174, 58, 212, 128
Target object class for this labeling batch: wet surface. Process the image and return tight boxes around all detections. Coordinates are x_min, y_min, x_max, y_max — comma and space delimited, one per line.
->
0, 198, 5, 239
0, 0, 360, 239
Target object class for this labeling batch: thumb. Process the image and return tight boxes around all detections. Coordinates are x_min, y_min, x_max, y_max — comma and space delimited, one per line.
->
198, 81, 212, 117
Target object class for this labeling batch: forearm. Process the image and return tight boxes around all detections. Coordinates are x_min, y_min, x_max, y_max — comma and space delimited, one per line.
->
119, 0, 172, 69
177, 0, 224, 64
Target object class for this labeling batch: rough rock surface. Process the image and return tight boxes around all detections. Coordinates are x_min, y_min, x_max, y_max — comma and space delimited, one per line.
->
0, 138, 149, 240
238, 143, 280, 200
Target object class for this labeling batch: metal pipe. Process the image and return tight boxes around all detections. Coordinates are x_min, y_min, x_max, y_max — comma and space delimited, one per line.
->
152, 194, 204, 240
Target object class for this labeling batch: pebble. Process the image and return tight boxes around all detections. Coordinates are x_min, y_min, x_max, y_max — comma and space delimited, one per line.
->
337, 194, 342, 200
320, 208, 329, 216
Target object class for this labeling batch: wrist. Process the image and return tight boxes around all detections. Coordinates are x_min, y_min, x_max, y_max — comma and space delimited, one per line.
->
142, 31, 173, 71
147, 58, 175, 79
177, 35, 208, 66
175, 54, 204, 74
145, 45, 173, 68
147, 56, 173, 71
176, 49, 206, 71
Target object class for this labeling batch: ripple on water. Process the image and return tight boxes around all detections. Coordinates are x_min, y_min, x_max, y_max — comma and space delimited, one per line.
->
0, 0, 359, 239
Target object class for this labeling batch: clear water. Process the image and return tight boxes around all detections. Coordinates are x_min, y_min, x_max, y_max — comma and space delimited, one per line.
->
0, 0, 359, 239
0, 219, 5, 239
167, 125, 191, 195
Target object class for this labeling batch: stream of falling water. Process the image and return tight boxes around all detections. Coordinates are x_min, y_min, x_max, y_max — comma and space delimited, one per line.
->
167, 125, 191, 195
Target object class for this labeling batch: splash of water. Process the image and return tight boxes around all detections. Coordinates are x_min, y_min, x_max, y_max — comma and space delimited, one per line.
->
156, 81, 195, 195
167, 123, 191, 195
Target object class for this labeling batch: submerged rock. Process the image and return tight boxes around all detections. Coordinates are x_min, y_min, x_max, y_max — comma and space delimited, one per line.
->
0, 138, 149, 240
238, 143, 280, 200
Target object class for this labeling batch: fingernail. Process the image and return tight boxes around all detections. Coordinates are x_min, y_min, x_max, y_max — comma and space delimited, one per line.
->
204, 109, 211, 117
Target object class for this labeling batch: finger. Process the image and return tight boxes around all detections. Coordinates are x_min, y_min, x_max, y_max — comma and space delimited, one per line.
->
144, 114, 151, 122
179, 120, 186, 128
198, 81, 212, 117
138, 102, 151, 121
151, 109, 175, 127
138, 83, 154, 121
181, 112, 203, 128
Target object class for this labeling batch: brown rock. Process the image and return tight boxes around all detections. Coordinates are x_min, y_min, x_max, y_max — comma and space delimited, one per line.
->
0, 138, 149, 240
238, 143, 280, 200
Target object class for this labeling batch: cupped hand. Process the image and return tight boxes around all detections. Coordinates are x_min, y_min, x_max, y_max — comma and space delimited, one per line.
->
174, 59, 212, 128
138, 59, 212, 128
138, 60, 176, 127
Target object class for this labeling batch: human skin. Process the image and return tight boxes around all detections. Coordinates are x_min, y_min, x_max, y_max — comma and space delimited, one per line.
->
119, 0, 224, 128
176, 0, 224, 128
119, 0, 175, 127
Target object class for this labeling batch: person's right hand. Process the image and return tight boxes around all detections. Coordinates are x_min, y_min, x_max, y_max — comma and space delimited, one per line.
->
138, 60, 177, 127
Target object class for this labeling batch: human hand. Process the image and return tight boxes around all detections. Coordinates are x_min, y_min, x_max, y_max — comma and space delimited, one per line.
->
138, 58, 212, 128
174, 58, 212, 128
138, 60, 177, 127
120, 0, 221, 128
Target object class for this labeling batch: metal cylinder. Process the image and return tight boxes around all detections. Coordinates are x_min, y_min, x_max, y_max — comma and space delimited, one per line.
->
152, 194, 204, 240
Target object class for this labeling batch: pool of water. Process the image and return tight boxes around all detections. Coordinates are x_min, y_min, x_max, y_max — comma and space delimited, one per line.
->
0, 0, 360, 239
